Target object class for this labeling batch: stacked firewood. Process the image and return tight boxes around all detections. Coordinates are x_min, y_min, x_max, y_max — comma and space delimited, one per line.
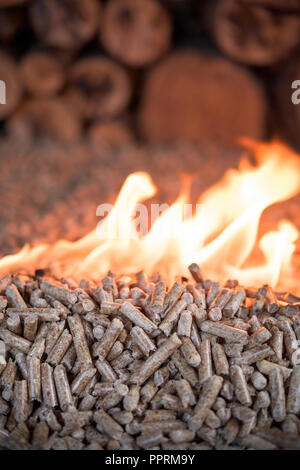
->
0, 0, 299, 147
0, 267, 299, 450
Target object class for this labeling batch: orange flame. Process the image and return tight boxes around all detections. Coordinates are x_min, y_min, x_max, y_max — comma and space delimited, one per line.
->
0, 141, 300, 291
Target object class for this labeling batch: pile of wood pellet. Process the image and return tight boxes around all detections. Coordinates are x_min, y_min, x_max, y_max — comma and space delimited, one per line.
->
0, 264, 299, 450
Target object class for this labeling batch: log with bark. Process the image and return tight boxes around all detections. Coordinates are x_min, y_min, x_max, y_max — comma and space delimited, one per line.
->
65, 57, 132, 121
100, 0, 173, 67
138, 50, 267, 145
6, 98, 82, 144
19, 51, 65, 97
29, 0, 101, 51
205, 0, 300, 66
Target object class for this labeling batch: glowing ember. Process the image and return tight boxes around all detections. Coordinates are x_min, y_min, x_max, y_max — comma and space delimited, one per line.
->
0, 141, 299, 291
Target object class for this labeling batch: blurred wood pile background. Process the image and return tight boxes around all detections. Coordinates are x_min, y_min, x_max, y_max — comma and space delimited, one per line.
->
0, 0, 300, 149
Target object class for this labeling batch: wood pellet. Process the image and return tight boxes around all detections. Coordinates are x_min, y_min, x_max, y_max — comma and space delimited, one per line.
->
0, 270, 299, 450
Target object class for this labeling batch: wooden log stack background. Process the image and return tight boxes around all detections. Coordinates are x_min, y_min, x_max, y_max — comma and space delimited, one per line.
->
0, 0, 299, 149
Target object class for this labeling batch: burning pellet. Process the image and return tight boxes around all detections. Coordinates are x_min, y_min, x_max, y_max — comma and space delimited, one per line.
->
5, 284, 27, 309
68, 314, 93, 370
172, 350, 198, 387
198, 339, 213, 384
15, 353, 28, 379
286, 366, 300, 414
94, 410, 123, 440
100, 301, 120, 315
188, 263, 203, 284
269, 368, 286, 422
7, 316, 22, 335
23, 316, 38, 342
47, 329, 73, 366
71, 368, 96, 396
200, 321, 249, 343
40, 279, 77, 305
131, 333, 182, 385
189, 375, 224, 432
130, 326, 156, 357
177, 310, 192, 337
53, 365, 74, 411
41, 363, 57, 408
163, 281, 184, 314
45, 320, 65, 355
123, 385, 140, 412
238, 345, 273, 365
28, 336, 45, 359
160, 299, 187, 336
230, 365, 252, 406
94, 318, 123, 360
27, 355, 41, 402
212, 343, 229, 376
174, 379, 195, 409
256, 360, 292, 381
12, 380, 28, 423
258, 285, 280, 313
180, 337, 201, 368
95, 359, 117, 382
120, 302, 157, 335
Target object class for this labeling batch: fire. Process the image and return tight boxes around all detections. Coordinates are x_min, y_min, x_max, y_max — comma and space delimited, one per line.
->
0, 141, 300, 292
